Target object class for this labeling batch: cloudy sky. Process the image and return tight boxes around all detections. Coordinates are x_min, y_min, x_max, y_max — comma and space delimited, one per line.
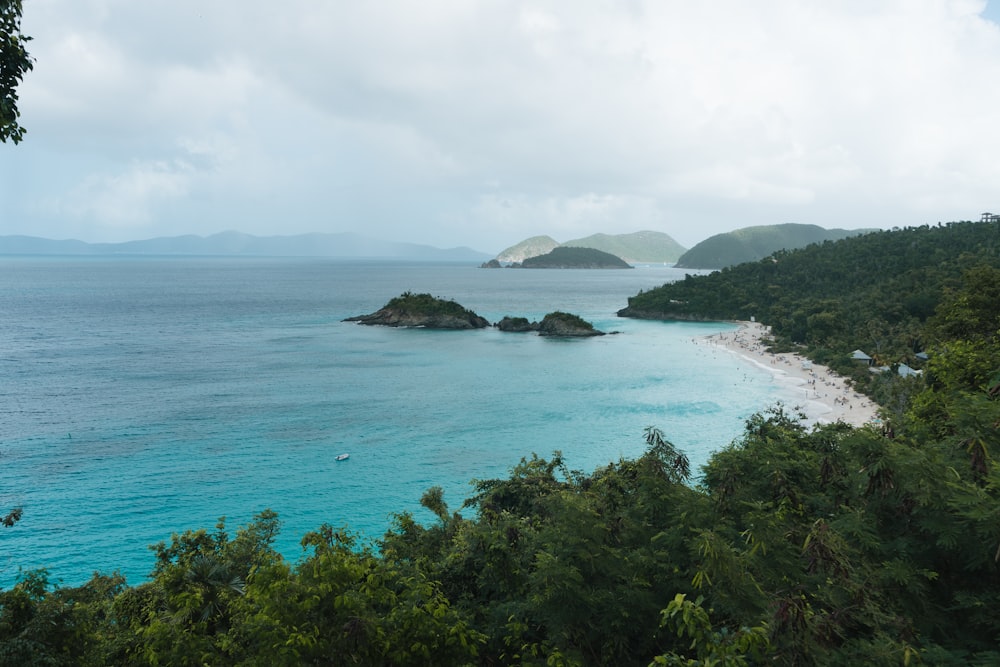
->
3, 1, 1000, 253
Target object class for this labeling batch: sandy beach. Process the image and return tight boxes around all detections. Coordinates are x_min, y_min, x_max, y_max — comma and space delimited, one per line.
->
697, 321, 879, 428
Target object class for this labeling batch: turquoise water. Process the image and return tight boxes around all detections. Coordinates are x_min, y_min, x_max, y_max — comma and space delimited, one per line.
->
0, 258, 785, 587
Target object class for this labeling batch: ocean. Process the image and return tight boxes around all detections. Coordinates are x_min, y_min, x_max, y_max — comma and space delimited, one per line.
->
0, 257, 789, 587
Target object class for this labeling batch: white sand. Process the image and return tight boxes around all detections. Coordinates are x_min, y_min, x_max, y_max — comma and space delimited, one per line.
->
696, 321, 879, 428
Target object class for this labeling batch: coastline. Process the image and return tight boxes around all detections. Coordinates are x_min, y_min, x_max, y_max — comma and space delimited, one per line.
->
696, 321, 879, 428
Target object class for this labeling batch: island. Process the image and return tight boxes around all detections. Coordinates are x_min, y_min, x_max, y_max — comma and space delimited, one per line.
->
494, 230, 686, 264
510, 246, 633, 269
494, 316, 536, 332
496, 312, 605, 337
347, 293, 605, 336
344, 292, 490, 329
537, 311, 605, 336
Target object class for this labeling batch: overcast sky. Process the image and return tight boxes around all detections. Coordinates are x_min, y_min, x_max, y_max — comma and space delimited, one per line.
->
3, 1, 1000, 253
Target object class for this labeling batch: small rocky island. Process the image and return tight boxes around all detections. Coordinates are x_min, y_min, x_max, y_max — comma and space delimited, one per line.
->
496, 312, 605, 336
347, 293, 606, 336
344, 292, 490, 329
536, 311, 606, 336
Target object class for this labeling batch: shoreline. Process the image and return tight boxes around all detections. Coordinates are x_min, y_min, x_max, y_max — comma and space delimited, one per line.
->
695, 321, 879, 428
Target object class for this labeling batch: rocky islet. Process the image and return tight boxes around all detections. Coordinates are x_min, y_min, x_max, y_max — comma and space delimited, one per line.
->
346, 293, 605, 337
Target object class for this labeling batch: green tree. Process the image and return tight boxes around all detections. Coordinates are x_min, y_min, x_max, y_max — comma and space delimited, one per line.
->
1, 0, 32, 143
234, 524, 484, 666
0, 570, 126, 666
651, 593, 769, 667
109, 511, 283, 665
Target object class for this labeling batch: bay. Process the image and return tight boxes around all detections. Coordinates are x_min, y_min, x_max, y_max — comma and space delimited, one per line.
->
0, 257, 786, 587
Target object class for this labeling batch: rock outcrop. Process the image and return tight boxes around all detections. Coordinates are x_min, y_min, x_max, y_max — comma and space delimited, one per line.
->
495, 316, 538, 332
536, 312, 605, 337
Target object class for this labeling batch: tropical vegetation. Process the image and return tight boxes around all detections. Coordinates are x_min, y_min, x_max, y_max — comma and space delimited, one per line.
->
621, 219, 1000, 410
381, 291, 479, 318
0, 0, 32, 144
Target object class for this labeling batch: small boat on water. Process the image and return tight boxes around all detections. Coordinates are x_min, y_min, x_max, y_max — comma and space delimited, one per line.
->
335, 453, 350, 461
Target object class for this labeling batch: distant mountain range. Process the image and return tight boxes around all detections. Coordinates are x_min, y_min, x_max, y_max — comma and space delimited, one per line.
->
675, 223, 875, 269
496, 231, 686, 264
3, 224, 876, 267
0, 231, 493, 262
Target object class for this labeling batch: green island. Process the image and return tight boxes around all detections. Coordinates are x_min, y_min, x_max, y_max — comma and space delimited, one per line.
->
344, 291, 491, 329
537, 311, 605, 337
5, 220, 1000, 665
511, 246, 633, 269
494, 230, 686, 265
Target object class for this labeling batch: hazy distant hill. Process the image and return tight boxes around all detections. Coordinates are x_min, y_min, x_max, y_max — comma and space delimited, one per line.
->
0, 231, 492, 262
496, 230, 685, 264
496, 235, 560, 263
674, 223, 871, 269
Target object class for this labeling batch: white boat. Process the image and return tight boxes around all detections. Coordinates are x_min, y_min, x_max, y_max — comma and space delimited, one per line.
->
335, 453, 350, 461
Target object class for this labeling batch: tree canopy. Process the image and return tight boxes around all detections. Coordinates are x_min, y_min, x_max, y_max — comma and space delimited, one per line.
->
621, 219, 1000, 410
0, 0, 32, 144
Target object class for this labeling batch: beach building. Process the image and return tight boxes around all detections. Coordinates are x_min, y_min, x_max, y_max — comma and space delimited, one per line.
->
851, 349, 873, 366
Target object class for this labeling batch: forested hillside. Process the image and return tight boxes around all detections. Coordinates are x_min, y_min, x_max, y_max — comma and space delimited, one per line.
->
4, 221, 1000, 665
674, 223, 869, 269
622, 219, 1000, 394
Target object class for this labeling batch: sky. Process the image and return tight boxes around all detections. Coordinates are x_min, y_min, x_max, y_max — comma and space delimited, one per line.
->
3, 1, 1000, 253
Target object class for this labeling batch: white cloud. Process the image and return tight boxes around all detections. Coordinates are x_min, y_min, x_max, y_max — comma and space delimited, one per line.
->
6, 0, 1000, 248
56, 159, 194, 228
475, 192, 664, 243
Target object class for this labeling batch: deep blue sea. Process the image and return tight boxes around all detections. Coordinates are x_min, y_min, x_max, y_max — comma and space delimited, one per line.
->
0, 257, 789, 587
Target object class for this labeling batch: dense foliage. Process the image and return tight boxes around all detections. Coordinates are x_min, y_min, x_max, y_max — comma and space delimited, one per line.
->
3, 222, 1000, 664
674, 223, 869, 269
382, 291, 481, 318
345, 291, 492, 329
0, 0, 32, 144
622, 219, 1000, 401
